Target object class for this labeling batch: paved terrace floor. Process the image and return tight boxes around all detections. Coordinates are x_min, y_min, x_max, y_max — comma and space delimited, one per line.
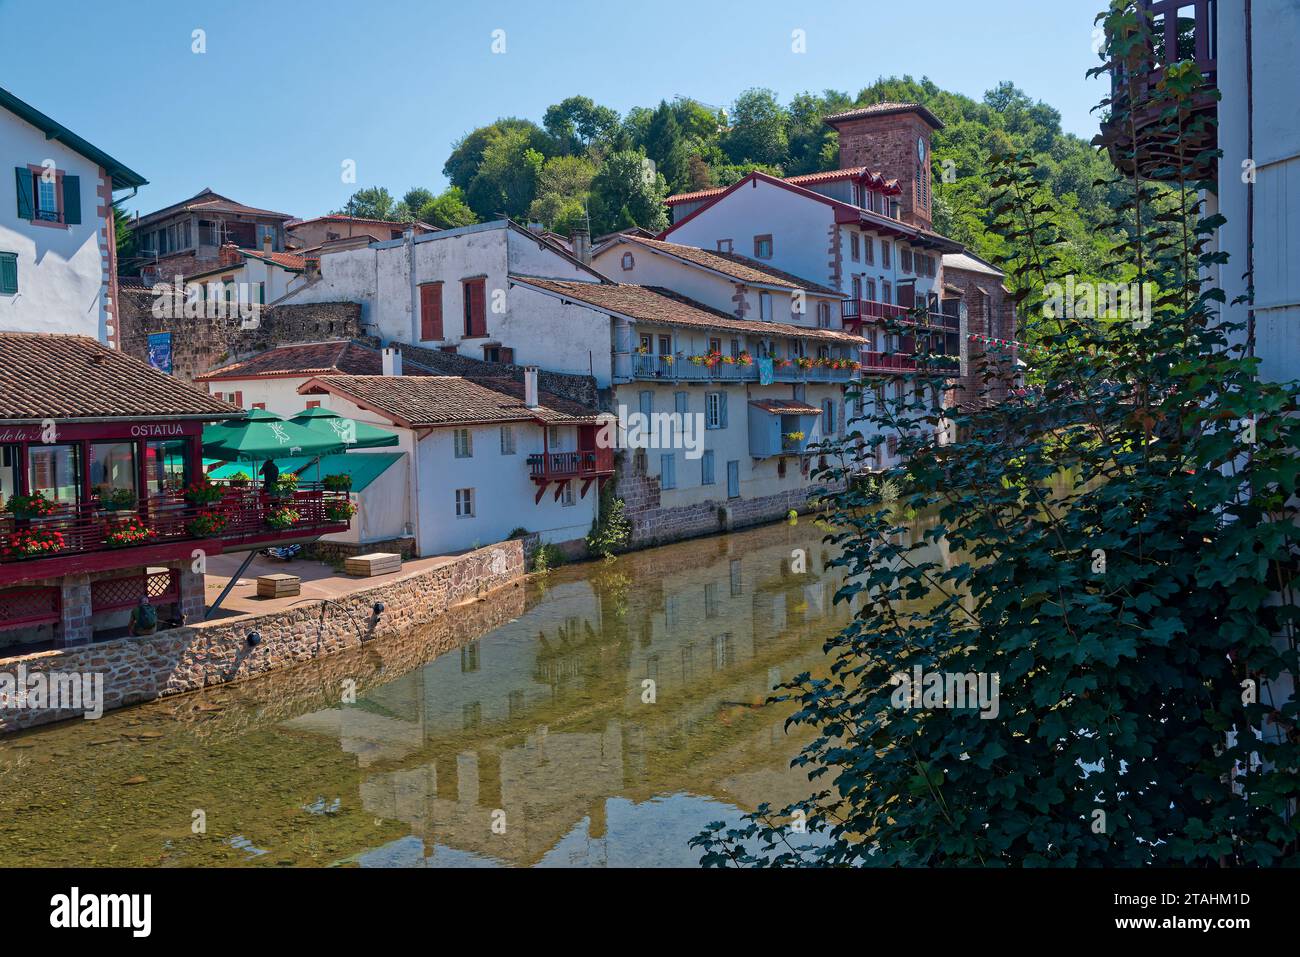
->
202, 550, 463, 622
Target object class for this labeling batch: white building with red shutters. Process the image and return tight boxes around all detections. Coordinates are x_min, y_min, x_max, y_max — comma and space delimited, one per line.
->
0, 85, 147, 345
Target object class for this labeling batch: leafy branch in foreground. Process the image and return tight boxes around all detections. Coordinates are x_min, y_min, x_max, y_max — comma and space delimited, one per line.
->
692, 1, 1300, 867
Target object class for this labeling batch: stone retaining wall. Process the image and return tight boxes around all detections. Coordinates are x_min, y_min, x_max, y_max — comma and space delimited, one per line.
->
0, 539, 525, 733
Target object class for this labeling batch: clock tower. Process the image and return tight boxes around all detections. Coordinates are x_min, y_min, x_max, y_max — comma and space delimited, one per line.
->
824, 103, 943, 231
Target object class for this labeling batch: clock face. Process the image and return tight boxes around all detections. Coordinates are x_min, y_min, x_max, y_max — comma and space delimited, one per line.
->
917, 137, 926, 162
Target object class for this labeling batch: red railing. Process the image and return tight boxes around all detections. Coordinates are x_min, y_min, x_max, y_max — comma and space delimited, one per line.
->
859, 351, 918, 373
0, 483, 352, 567
527, 447, 615, 480
842, 299, 910, 321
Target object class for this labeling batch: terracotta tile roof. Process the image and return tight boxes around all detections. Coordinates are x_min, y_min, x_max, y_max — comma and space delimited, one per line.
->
608, 236, 841, 296
240, 249, 309, 271
132, 188, 294, 229
822, 102, 945, 130
749, 399, 823, 415
0, 334, 242, 422
665, 166, 900, 206
197, 341, 435, 381
286, 215, 438, 233
510, 276, 865, 345
299, 375, 602, 429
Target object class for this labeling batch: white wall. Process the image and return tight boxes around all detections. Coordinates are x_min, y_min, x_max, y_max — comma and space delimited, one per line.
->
202, 375, 317, 417
0, 107, 112, 339
417, 420, 596, 554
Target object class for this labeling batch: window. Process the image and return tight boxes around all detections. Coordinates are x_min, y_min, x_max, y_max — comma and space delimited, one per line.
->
730, 338, 740, 357
701, 450, 715, 485
705, 392, 725, 430
708, 337, 721, 355
560, 481, 575, 506
547, 425, 562, 449
881, 241, 891, 269
727, 460, 740, 498
0, 253, 16, 295
89, 442, 136, 503
817, 302, 831, 328
901, 248, 913, 274
462, 277, 487, 337
660, 453, 676, 489
639, 333, 652, 353
658, 334, 672, 355
144, 440, 187, 496
20, 167, 81, 227
823, 400, 837, 433
850, 233, 860, 262
852, 276, 862, 301
716, 239, 733, 254
500, 425, 516, 455
882, 280, 892, 304
865, 278, 876, 302
753, 234, 773, 259
37, 179, 58, 221
420, 282, 443, 340
28, 444, 81, 506
863, 236, 874, 265
759, 291, 773, 321
454, 428, 473, 458
455, 487, 475, 517
621, 252, 635, 270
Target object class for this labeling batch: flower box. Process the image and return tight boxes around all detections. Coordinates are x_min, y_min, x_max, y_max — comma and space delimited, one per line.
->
5, 492, 57, 520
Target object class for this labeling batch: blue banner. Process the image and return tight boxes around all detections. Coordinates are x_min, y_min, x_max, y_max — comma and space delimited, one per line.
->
147, 332, 173, 374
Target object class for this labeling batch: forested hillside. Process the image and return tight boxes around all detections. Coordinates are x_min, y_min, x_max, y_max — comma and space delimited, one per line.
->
337, 75, 1125, 278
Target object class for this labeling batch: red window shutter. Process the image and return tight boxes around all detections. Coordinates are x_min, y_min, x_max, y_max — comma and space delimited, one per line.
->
252, 402, 266, 410
420, 282, 443, 340
233, 391, 243, 407
463, 278, 486, 337
500, 347, 514, 364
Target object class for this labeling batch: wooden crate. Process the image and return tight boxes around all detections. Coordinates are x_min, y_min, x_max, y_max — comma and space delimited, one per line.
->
344, 552, 402, 577
256, 573, 301, 598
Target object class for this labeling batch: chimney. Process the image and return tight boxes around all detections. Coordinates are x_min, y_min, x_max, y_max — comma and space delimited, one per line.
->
524, 366, 539, 408
382, 347, 403, 377
527, 222, 543, 234
218, 242, 242, 267
570, 227, 591, 265
262, 232, 273, 255
824, 103, 943, 230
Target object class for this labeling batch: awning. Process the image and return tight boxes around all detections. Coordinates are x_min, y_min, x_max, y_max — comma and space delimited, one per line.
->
208, 452, 404, 492
201, 408, 345, 459
288, 406, 400, 449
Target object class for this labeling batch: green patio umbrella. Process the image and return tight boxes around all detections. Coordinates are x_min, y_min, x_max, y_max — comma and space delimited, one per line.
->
202, 409, 346, 459
288, 406, 400, 449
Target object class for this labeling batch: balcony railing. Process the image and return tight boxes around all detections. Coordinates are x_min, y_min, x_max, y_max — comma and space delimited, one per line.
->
1099, 0, 1218, 180
842, 299, 910, 321
528, 447, 615, 480
0, 483, 351, 569
629, 353, 856, 383
860, 351, 918, 373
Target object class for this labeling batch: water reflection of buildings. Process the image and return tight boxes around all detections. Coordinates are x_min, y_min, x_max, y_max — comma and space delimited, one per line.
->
282, 523, 854, 866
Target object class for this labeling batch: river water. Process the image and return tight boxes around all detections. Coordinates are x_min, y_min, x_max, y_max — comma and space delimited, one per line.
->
0, 519, 902, 867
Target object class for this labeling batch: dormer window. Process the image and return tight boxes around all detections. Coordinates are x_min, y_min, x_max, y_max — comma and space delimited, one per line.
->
621, 252, 635, 271
753, 235, 773, 259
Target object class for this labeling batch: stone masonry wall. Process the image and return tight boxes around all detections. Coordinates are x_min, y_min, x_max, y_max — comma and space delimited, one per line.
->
0, 539, 525, 733
117, 290, 364, 385
944, 265, 1018, 408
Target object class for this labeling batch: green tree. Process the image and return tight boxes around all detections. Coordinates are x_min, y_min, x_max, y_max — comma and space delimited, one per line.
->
416, 187, 478, 229
334, 186, 399, 220
588, 150, 669, 236
444, 118, 550, 192
643, 101, 691, 193
528, 155, 597, 232
722, 88, 789, 167
465, 126, 547, 221
543, 95, 620, 154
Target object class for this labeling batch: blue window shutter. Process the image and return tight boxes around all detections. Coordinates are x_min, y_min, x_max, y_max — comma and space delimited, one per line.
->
14, 168, 33, 219
719, 392, 728, 429
639, 390, 653, 417
674, 391, 688, 415
61, 175, 81, 225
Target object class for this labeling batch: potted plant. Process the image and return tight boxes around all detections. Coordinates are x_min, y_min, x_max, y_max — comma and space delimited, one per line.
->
5, 491, 57, 520
184, 477, 224, 506
95, 486, 137, 512
228, 471, 251, 488
688, 355, 706, 366
186, 509, 229, 538
265, 506, 300, 530
795, 356, 814, 370
105, 517, 155, 548
324, 500, 357, 522
269, 474, 299, 500
322, 473, 352, 492
737, 351, 753, 366
785, 431, 806, 443
2, 527, 64, 558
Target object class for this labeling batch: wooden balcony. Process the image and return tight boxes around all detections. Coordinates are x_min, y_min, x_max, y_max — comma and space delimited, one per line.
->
628, 353, 856, 383
527, 447, 614, 503
0, 483, 351, 586
1097, 0, 1218, 181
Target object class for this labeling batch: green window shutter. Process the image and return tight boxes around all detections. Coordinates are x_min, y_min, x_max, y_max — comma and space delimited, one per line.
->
0, 254, 17, 295
61, 175, 81, 225
718, 392, 728, 429
14, 168, 33, 220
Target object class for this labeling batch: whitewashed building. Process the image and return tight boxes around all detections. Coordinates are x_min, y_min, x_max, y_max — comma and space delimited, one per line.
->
0, 85, 147, 345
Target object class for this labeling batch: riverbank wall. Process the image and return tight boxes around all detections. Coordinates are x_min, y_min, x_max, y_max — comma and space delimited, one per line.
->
0, 539, 526, 734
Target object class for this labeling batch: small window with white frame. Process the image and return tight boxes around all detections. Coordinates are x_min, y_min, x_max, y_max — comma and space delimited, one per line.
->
454, 428, 473, 458
621, 252, 635, 271
499, 425, 516, 455
560, 481, 575, 506
759, 292, 773, 322
455, 487, 475, 517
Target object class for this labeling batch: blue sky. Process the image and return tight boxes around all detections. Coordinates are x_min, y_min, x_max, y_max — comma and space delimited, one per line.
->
0, 0, 1109, 219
